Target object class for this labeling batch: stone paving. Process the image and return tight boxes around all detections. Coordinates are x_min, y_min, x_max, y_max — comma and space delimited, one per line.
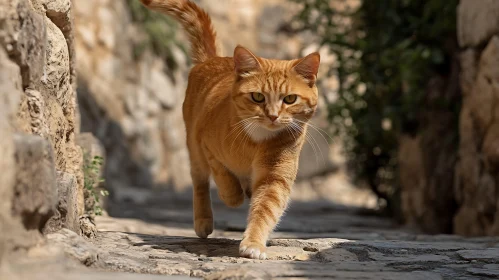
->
4, 189, 499, 279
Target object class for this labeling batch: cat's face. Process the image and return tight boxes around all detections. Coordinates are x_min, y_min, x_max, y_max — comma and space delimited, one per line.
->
232, 46, 320, 141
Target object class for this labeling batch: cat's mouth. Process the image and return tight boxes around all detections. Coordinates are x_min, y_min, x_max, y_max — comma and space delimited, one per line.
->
243, 118, 297, 141
261, 119, 291, 132
263, 123, 285, 131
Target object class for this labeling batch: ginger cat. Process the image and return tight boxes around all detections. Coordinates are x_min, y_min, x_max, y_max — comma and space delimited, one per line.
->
140, 0, 320, 260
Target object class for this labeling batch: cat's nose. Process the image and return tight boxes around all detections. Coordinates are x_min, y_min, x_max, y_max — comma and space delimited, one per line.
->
268, 115, 278, 122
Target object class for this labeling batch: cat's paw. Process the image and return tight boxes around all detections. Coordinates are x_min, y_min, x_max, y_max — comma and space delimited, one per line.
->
194, 218, 213, 238
239, 239, 267, 260
219, 191, 244, 208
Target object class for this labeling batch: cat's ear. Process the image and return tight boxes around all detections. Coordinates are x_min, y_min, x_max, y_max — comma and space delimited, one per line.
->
293, 52, 320, 87
234, 45, 261, 77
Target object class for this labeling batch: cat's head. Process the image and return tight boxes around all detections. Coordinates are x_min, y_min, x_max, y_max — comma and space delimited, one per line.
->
231, 45, 320, 142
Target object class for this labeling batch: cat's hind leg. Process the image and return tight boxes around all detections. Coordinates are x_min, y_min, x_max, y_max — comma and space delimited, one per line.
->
206, 156, 244, 208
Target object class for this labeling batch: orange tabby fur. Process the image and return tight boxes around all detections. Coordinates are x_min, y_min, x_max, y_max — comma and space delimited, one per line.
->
140, 0, 320, 260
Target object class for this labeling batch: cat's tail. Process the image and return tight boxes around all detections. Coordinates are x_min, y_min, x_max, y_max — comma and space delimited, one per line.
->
139, 0, 219, 64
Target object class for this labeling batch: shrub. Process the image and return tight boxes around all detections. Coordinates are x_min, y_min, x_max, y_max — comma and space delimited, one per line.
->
290, 0, 459, 212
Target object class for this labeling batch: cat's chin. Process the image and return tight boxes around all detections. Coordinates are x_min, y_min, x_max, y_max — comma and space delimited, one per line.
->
245, 124, 285, 142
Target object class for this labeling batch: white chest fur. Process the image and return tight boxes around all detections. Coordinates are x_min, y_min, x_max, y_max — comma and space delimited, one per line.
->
245, 125, 282, 142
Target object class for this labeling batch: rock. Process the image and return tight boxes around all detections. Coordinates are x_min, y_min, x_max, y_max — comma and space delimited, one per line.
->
458, 0, 499, 48
0, 0, 85, 269
2, 0, 84, 216
146, 59, 177, 109
44, 171, 80, 233
205, 269, 272, 280
44, 0, 72, 17
315, 248, 358, 262
459, 49, 477, 97
0, 48, 22, 265
96, 6, 116, 49
0, 47, 22, 120
12, 134, 57, 232
79, 215, 97, 239
456, 20, 499, 244
457, 249, 499, 262
44, 0, 75, 89
467, 264, 499, 278
0, 0, 46, 88
455, 36, 499, 236
76, 24, 97, 49
25, 89, 50, 137
44, 16, 72, 108
368, 251, 450, 263
347, 240, 482, 252
46, 228, 102, 266
21, 271, 197, 280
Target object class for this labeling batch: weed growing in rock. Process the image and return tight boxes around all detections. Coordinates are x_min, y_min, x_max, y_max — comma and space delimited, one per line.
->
83, 155, 108, 216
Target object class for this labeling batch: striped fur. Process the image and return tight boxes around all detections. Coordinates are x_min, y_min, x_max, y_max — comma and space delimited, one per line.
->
139, 1, 320, 260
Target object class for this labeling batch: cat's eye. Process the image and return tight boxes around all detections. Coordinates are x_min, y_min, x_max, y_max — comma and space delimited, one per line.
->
283, 94, 298, 104
251, 92, 265, 103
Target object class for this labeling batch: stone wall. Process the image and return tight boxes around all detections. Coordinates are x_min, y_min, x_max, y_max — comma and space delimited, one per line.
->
74, 0, 192, 194
0, 0, 85, 263
399, 0, 499, 236
454, 0, 499, 236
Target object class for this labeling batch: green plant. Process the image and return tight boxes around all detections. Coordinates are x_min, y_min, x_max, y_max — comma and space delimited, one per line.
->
83, 155, 108, 216
126, 0, 188, 69
289, 0, 459, 212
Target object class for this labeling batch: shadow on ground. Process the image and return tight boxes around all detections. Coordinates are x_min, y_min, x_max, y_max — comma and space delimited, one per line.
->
133, 234, 241, 258
88, 186, 499, 279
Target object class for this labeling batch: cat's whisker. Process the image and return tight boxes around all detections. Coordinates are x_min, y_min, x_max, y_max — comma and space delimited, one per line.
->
286, 126, 297, 142
232, 116, 259, 129
240, 125, 250, 155
239, 122, 252, 153
291, 122, 324, 168
225, 124, 247, 143
293, 119, 335, 144
294, 123, 319, 167
308, 124, 334, 149
225, 117, 259, 141
229, 123, 250, 153
287, 124, 303, 147
306, 129, 325, 167
230, 120, 258, 154
292, 121, 332, 167
242, 122, 259, 154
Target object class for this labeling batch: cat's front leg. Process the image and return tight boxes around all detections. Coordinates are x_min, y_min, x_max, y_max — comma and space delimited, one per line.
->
239, 170, 293, 260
